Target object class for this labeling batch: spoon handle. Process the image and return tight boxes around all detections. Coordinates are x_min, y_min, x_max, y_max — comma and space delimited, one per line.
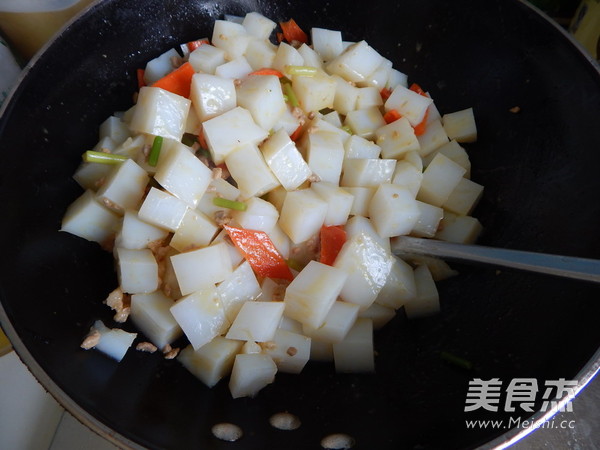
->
391, 236, 600, 283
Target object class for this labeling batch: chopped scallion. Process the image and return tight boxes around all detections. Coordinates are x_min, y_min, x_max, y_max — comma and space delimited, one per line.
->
283, 83, 299, 108
341, 125, 353, 135
213, 197, 247, 211
285, 65, 317, 77
82, 151, 128, 164
286, 258, 304, 272
148, 136, 163, 167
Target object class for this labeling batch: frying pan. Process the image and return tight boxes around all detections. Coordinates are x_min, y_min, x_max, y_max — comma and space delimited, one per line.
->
1, 0, 599, 448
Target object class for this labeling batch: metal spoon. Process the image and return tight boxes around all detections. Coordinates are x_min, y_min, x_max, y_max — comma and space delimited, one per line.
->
391, 236, 600, 283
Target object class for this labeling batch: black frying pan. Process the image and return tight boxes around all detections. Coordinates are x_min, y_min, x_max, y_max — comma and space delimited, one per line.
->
1, 0, 599, 448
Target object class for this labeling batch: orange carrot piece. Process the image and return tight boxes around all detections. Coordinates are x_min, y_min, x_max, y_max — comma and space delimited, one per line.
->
380, 87, 392, 101
413, 109, 429, 136
279, 19, 308, 44
197, 126, 208, 150
276, 32, 284, 43
151, 62, 195, 98
136, 68, 146, 89
187, 39, 209, 52
409, 82, 427, 96
319, 225, 347, 266
249, 68, 285, 78
290, 124, 303, 142
383, 109, 402, 124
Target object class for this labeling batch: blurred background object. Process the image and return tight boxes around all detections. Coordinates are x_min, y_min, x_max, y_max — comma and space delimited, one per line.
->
569, 0, 600, 59
0, 0, 94, 61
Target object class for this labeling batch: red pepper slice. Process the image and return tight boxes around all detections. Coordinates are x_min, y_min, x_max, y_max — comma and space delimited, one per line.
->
224, 225, 294, 281
279, 19, 308, 44
319, 225, 347, 266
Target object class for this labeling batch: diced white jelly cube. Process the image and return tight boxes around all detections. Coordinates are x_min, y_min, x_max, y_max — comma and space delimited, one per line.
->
411, 201, 444, 238
189, 44, 227, 74
90, 320, 137, 362
403, 264, 440, 319
61, 190, 120, 244
226, 301, 284, 342
273, 105, 301, 136
259, 277, 286, 302
345, 215, 390, 252
344, 187, 375, 217
226, 143, 280, 199
130, 291, 182, 350
344, 106, 386, 139
116, 248, 159, 294
417, 153, 466, 207
424, 140, 471, 177
242, 12, 276, 39
292, 70, 336, 113
417, 119, 449, 157
311, 182, 354, 226
211, 20, 252, 59
237, 74, 286, 131
358, 303, 396, 330
331, 74, 359, 115
170, 209, 218, 252
244, 39, 277, 71
262, 329, 311, 374
322, 110, 343, 128
279, 189, 328, 244
95, 159, 148, 213
358, 58, 392, 89
384, 85, 433, 127
309, 115, 350, 144
375, 257, 417, 309
271, 42, 304, 74
356, 86, 383, 109
344, 135, 381, 159
311, 28, 344, 62
92, 135, 116, 153
129, 87, 190, 141
232, 197, 279, 233
386, 69, 408, 90
303, 301, 359, 343
265, 186, 287, 212
190, 73, 236, 121
435, 215, 483, 244
443, 177, 484, 216
278, 315, 303, 333
442, 107, 477, 143
211, 229, 245, 268
341, 158, 396, 188
178, 337, 243, 388
143, 48, 181, 84
369, 184, 421, 238
403, 150, 424, 171
332, 318, 374, 373
185, 107, 201, 135
197, 178, 240, 217
203, 106, 269, 164
170, 287, 228, 349
160, 247, 182, 300
115, 209, 169, 250
306, 130, 344, 184
403, 256, 458, 282
138, 187, 189, 232
392, 161, 423, 197
297, 43, 323, 69
284, 260, 348, 328
154, 143, 212, 208
260, 129, 311, 191
333, 233, 393, 310
326, 40, 384, 83
266, 224, 291, 259
170, 242, 232, 296
73, 161, 113, 190
99, 116, 130, 145
217, 260, 261, 322
229, 353, 277, 398
375, 117, 421, 159
215, 56, 253, 79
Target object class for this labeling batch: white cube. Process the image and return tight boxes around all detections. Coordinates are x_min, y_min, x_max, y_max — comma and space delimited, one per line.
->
284, 260, 348, 328
170, 209, 218, 252
311, 28, 344, 62
443, 177, 484, 216
375, 117, 421, 159
302, 301, 359, 343
242, 12, 276, 40
170, 287, 228, 349
417, 153, 466, 207
297, 43, 323, 69
392, 161, 423, 197
226, 143, 280, 199
279, 189, 328, 244
340, 158, 396, 188
137, 187, 189, 232
292, 70, 336, 113
190, 73, 236, 121
260, 129, 311, 191
228, 353, 277, 398
271, 42, 304, 74
306, 130, 345, 184
356, 86, 383, 109
236, 74, 287, 131
89, 320, 137, 362
384, 85, 432, 127
197, 178, 240, 218
211, 20, 252, 59
344, 106, 386, 139
331, 74, 360, 115
311, 182, 354, 226
443, 107, 477, 143
170, 242, 232, 295
403, 265, 440, 319
130, 291, 182, 350
262, 329, 311, 374
244, 39, 277, 71
232, 197, 279, 233
344, 215, 390, 252
369, 184, 421, 237
344, 187, 375, 217
226, 301, 284, 342
435, 214, 483, 244
217, 261, 262, 322
178, 337, 243, 387
332, 318, 374, 373
411, 201, 444, 238
214, 56, 253, 79
188, 44, 227, 74
115, 209, 169, 250
333, 233, 393, 310
417, 118, 449, 157
375, 257, 417, 309
344, 134, 381, 159
202, 106, 269, 164
326, 40, 384, 83
154, 142, 212, 207
130, 87, 190, 141
425, 139, 471, 177
116, 247, 159, 294
358, 303, 396, 330
61, 190, 120, 245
